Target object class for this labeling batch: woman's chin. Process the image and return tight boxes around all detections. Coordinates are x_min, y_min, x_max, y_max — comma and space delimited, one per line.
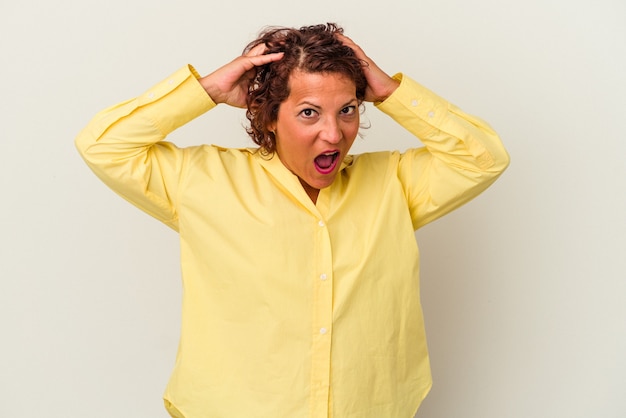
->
300, 176, 335, 193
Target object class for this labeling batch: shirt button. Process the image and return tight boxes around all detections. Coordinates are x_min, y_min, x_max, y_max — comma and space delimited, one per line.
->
320, 273, 327, 281
320, 327, 328, 335
428, 111, 435, 118
411, 99, 419, 106
147, 92, 155, 99
318, 220, 325, 227
168, 79, 175, 85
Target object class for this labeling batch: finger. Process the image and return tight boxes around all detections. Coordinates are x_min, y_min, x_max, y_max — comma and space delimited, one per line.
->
246, 43, 268, 57
336, 34, 364, 55
243, 51, 284, 70
339, 35, 374, 69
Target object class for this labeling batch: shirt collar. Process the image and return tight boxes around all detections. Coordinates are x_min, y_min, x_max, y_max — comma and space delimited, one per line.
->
250, 148, 354, 211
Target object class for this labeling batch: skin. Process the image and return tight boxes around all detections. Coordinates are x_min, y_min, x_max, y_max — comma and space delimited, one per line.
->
199, 34, 400, 203
269, 70, 360, 202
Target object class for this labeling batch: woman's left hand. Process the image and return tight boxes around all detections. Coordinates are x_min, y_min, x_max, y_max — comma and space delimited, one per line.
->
337, 34, 400, 103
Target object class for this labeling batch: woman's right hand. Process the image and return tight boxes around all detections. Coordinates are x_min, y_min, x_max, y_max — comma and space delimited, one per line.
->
199, 44, 284, 108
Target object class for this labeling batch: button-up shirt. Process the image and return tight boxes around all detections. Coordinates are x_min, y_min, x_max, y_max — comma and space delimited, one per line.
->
76, 64, 509, 418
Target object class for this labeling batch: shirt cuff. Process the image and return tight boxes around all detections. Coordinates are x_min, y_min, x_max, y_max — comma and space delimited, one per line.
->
375, 73, 450, 140
139, 64, 217, 136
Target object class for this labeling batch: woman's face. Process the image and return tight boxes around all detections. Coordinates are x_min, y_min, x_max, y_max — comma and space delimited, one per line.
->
270, 70, 360, 201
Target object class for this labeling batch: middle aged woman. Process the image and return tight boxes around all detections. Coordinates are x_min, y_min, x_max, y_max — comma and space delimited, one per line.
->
76, 23, 510, 418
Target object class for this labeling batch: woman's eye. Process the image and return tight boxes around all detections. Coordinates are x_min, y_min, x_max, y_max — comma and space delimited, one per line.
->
300, 108, 317, 118
341, 106, 356, 115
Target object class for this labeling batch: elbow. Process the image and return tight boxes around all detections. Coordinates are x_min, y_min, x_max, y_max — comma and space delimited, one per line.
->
74, 121, 98, 159
494, 146, 511, 175
483, 132, 510, 176
75, 122, 108, 166
495, 133, 511, 174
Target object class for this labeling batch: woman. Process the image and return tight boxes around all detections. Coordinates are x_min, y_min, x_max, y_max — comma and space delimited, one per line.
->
76, 23, 509, 418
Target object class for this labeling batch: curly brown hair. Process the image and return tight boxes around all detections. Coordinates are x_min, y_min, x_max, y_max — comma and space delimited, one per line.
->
244, 23, 368, 154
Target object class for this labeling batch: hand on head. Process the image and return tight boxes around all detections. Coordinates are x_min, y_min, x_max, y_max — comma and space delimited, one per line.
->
199, 44, 284, 108
336, 34, 399, 103
200, 26, 399, 109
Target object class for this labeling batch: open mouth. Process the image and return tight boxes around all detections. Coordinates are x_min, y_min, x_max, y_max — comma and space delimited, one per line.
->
314, 151, 340, 174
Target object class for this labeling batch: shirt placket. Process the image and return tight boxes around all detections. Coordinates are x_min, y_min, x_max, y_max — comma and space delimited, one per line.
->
309, 215, 333, 418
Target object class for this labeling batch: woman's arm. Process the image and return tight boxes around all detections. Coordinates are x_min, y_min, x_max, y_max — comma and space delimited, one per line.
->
75, 48, 284, 229
340, 34, 509, 230
75, 65, 214, 230
377, 74, 510, 229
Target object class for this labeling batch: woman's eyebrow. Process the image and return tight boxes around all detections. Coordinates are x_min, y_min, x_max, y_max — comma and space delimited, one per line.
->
297, 98, 358, 108
297, 101, 322, 109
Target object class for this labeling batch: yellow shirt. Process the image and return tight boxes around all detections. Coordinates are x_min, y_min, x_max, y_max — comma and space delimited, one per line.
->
76, 65, 509, 418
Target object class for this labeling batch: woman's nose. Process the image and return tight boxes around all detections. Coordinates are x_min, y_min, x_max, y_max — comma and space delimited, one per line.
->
319, 117, 342, 144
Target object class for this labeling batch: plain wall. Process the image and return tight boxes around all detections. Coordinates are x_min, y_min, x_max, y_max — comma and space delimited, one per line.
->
1, 0, 624, 417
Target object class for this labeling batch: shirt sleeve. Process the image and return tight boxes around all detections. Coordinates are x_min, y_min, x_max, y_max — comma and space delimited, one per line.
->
376, 73, 510, 230
75, 65, 216, 231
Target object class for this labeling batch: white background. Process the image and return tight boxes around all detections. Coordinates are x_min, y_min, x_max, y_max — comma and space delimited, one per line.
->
1, 0, 624, 417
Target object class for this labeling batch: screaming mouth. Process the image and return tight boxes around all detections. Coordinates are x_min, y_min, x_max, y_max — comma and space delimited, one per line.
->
314, 152, 340, 173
